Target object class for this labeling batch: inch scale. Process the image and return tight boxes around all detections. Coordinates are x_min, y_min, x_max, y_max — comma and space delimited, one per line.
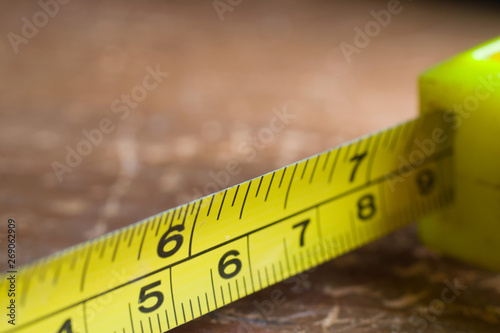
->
0, 111, 454, 333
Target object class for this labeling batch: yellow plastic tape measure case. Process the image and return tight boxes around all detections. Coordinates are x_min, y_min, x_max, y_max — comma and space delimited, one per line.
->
418, 36, 500, 272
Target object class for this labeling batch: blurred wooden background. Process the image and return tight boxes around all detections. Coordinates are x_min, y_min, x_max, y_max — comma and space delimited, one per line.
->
1, 0, 500, 331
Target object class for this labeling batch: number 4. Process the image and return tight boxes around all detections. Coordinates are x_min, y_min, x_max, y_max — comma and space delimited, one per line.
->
57, 319, 72, 333
292, 219, 310, 247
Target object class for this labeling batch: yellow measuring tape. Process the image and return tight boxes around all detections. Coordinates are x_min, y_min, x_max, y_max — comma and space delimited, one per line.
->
4, 36, 500, 333
0, 111, 455, 333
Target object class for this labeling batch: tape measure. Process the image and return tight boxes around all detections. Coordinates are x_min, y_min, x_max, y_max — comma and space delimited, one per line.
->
0, 110, 455, 333
4, 36, 500, 333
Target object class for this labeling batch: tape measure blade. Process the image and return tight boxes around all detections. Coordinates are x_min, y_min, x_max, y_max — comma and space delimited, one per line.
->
0, 111, 455, 333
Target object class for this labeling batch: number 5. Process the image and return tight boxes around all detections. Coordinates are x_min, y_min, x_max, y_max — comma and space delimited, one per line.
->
138, 280, 164, 313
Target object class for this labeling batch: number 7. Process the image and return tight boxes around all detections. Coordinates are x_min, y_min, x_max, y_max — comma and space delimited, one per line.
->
349, 152, 367, 182
292, 219, 310, 247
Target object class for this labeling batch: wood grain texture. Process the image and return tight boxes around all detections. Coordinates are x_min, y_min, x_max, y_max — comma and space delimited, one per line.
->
0, 0, 499, 331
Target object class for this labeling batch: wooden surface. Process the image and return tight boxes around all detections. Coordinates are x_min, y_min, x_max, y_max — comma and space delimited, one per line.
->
1, 0, 500, 331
